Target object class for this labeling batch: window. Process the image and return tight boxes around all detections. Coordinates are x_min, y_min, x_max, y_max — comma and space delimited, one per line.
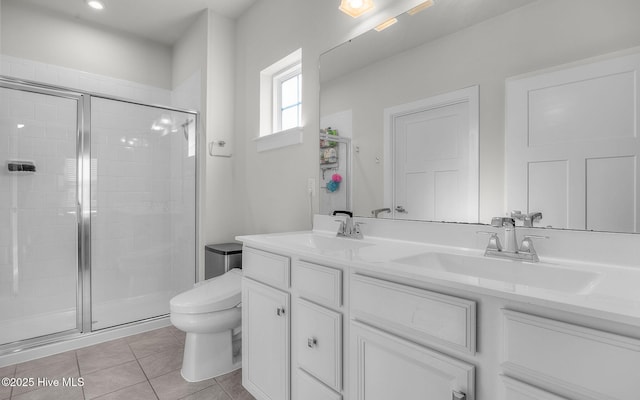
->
257, 49, 303, 152
273, 63, 302, 132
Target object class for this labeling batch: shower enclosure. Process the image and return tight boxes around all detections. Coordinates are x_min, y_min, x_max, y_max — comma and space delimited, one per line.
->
0, 77, 197, 350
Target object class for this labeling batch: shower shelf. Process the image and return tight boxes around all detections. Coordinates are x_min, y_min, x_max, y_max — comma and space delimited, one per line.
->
7, 161, 36, 173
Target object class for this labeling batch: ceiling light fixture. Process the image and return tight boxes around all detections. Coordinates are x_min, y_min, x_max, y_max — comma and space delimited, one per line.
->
407, 0, 434, 16
86, 0, 105, 11
374, 17, 398, 32
339, 0, 374, 18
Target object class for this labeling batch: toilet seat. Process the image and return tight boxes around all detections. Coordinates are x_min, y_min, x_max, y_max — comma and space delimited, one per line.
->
170, 268, 242, 314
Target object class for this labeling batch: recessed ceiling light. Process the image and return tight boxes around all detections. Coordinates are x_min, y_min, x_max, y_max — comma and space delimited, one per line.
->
374, 17, 398, 32
339, 0, 374, 18
407, 0, 434, 16
86, 0, 105, 11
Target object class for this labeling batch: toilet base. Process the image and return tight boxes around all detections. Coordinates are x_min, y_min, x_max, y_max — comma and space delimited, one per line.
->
181, 330, 241, 382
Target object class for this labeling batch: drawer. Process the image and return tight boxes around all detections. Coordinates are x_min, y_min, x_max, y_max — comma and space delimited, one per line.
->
294, 261, 342, 308
296, 298, 342, 391
243, 246, 290, 289
350, 321, 475, 400
297, 369, 342, 400
502, 376, 569, 400
351, 274, 476, 354
502, 310, 640, 400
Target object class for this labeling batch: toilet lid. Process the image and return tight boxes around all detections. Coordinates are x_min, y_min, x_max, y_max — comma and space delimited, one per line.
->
170, 268, 243, 314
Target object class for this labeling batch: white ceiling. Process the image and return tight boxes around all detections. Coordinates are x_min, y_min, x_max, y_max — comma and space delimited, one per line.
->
11, 0, 258, 45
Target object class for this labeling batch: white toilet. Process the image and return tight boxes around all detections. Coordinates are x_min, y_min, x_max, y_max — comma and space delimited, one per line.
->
170, 268, 243, 382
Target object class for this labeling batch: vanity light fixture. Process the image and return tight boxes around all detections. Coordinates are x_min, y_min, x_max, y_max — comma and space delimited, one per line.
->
375, 17, 398, 32
86, 0, 105, 10
339, 0, 374, 18
407, 0, 434, 16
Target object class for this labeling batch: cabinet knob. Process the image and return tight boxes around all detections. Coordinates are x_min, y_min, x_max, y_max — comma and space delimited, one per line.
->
307, 337, 318, 348
276, 307, 286, 316
452, 390, 466, 400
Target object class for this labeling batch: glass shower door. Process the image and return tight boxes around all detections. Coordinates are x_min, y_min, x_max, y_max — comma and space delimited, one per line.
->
0, 84, 81, 345
90, 97, 196, 330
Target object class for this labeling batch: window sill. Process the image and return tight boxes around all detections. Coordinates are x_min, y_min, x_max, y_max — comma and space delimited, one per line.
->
254, 127, 303, 152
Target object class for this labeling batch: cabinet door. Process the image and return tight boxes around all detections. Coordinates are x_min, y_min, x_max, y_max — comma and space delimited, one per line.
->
350, 321, 474, 400
242, 278, 290, 400
296, 299, 342, 391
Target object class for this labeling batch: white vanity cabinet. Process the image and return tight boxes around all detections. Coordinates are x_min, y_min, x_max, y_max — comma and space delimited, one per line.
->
501, 310, 640, 400
242, 247, 291, 400
293, 260, 344, 400
349, 273, 476, 400
238, 227, 640, 400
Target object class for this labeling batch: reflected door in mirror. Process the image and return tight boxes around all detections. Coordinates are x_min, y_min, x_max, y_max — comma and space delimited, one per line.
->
506, 52, 640, 233
387, 87, 479, 223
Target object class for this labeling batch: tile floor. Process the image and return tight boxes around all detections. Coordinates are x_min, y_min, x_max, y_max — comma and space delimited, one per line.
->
0, 326, 255, 400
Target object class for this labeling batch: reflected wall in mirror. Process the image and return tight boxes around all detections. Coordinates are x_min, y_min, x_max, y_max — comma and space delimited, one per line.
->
319, 0, 640, 232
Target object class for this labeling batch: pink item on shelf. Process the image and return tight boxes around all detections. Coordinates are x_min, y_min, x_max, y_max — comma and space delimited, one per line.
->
331, 173, 342, 183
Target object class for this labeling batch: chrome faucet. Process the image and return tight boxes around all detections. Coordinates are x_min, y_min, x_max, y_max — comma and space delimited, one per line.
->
492, 217, 518, 252
511, 210, 543, 227
480, 217, 548, 262
371, 208, 391, 218
333, 210, 363, 239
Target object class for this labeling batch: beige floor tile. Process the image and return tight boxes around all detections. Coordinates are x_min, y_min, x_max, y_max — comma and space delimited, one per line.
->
233, 390, 256, 400
166, 326, 186, 345
125, 327, 175, 345
11, 385, 84, 400
77, 338, 136, 375
137, 346, 183, 379
12, 357, 79, 397
0, 364, 15, 400
82, 360, 146, 400
150, 370, 215, 400
215, 369, 244, 398
92, 381, 157, 400
15, 351, 77, 374
128, 332, 182, 359
179, 384, 230, 400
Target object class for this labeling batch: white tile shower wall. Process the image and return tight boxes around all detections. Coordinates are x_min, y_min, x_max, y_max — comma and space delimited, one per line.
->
0, 55, 172, 105
90, 97, 195, 330
0, 87, 78, 344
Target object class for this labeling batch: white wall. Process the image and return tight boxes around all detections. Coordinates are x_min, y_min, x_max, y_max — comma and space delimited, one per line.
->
234, 0, 424, 235
204, 10, 237, 247
1, 0, 172, 89
169, 9, 237, 278
321, 0, 640, 223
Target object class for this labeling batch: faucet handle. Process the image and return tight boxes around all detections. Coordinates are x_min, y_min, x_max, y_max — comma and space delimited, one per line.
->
519, 235, 549, 260
491, 217, 516, 227
353, 222, 365, 239
477, 231, 502, 252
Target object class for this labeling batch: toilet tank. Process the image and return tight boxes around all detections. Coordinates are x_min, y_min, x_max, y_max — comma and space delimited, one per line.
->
205, 243, 242, 279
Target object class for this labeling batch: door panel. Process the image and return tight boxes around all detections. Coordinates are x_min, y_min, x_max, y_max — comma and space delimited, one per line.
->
394, 100, 474, 222
0, 85, 80, 345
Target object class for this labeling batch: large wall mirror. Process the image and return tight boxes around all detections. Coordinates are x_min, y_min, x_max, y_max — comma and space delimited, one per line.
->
319, 0, 640, 233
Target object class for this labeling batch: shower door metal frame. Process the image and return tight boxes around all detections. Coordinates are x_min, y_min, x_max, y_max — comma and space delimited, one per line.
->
0, 75, 200, 353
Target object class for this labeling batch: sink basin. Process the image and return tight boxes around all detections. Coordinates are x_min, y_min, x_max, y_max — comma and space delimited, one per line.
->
392, 252, 601, 293
270, 233, 375, 252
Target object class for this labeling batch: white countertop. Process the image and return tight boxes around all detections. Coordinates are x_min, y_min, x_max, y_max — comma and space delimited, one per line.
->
237, 228, 640, 328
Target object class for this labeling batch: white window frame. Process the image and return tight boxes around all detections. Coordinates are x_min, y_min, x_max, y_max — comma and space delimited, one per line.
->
257, 48, 303, 152
272, 63, 302, 133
